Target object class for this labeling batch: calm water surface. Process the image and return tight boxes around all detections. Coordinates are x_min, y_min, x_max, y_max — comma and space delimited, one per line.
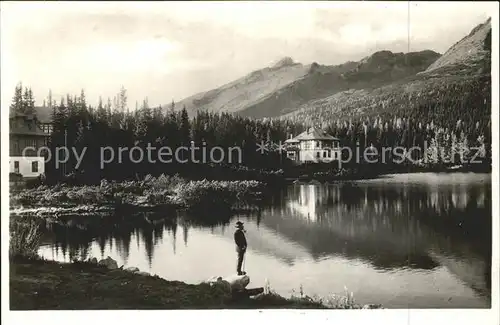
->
38, 173, 492, 308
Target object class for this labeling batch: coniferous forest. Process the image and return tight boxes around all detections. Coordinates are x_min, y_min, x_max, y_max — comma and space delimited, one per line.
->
9, 77, 492, 185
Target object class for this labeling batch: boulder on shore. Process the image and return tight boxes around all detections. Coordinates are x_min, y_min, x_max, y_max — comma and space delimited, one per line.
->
205, 274, 250, 292
205, 276, 232, 293
124, 267, 140, 273
98, 257, 118, 270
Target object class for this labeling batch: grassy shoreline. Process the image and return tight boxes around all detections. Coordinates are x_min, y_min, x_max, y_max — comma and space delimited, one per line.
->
9, 214, 381, 310
10, 258, 340, 310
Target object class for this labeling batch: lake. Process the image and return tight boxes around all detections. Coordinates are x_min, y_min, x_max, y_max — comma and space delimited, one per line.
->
38, 173, 492, 308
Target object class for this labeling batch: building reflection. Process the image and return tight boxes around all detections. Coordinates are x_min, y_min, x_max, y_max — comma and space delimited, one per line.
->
255, 182, 491, 297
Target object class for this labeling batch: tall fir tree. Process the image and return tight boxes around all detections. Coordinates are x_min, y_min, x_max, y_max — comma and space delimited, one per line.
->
9, 83, 24, 115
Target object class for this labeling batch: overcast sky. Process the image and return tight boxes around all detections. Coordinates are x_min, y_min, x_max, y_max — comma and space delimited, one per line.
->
0, 1, 493, 110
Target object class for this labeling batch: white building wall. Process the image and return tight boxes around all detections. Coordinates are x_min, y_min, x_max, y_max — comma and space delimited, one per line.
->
9, 156, 45, 178
298, 149, 341, 163
287, 138, 341, 163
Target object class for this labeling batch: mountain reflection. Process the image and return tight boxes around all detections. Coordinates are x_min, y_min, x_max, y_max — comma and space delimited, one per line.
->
256, 181, 491, 297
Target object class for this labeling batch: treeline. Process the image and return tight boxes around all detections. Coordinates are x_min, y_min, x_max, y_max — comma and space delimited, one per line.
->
322, 114, 490, 168
9, 83, 36, 115
19, 87, 304, 183
285, 75, 491, 136
9, 79, 491, 184
280, 74, 492, 168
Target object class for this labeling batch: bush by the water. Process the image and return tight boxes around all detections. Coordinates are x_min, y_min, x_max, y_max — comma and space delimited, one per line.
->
175, 179, 262, 212
10, 174, 264, 212
9, 216, 43, 259
259, 281, 378, 309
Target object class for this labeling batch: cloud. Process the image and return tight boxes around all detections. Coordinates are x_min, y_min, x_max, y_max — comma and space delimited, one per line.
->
73, 39, 188, 74
0, 1, 494, 110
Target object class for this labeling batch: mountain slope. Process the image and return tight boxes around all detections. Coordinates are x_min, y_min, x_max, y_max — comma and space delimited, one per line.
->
171, 58, 310, 115
173, 50, 440, 118
238, 50, 440, 118
280, 18, 492, 129
422, 18, 491, 76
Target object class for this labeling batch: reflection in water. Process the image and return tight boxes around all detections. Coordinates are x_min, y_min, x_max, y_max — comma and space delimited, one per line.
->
262, 180, 491, 298
38, 173, 491, 308
42, 212, 178, 267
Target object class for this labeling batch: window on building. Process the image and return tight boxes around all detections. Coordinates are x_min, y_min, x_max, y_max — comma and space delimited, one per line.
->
323, 151, 327, 158
328, 150, 332, 158
42, 124, 53, 134
32, 161, 38, 173
14, 161, 20, 173
316, 152, 321, 158
316, 141, 320, 148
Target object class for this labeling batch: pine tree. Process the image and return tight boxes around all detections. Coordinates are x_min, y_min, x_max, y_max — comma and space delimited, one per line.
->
22, 87, 35, 115
47, 89, 54, 110
54, 97, 68, 132
25, 87, 35, 115
106, 98, 113, 124
96, 96, 107, 123
119, 86, 128, 112
9, 83, 23, 115
180, 106, 191, 145
79, 89, 87, 109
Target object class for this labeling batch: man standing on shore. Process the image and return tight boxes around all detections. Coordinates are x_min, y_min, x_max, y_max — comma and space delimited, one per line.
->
234, 221, 247, 275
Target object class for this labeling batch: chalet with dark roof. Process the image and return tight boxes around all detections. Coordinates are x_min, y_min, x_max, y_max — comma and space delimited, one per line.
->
284, 127, 341, 163
9, 111, 51, 178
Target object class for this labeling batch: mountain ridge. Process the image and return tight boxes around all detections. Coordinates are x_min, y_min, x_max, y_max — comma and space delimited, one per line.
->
173, 49, 441, 118
171, 17, 490, 120
279, 18, 491, 128
29, 18, 491, 125
421, 18, 491, 76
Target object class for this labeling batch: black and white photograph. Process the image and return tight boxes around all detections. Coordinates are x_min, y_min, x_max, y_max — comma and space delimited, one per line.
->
1, 1, 498, 323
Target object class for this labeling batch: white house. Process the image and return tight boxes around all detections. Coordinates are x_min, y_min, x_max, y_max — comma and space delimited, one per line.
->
284, 127, 341, 164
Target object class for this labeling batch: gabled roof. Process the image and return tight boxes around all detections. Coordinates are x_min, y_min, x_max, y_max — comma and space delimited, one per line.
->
10, 113, 50, 137
9, 106, 53, 123
289, 127, 339, 142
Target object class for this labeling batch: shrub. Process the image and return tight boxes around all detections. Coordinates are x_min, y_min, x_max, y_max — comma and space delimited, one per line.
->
10, 176, 264, 213
9, 216, 43, 259
260, 282, 365, 309
175, 180, 263, 211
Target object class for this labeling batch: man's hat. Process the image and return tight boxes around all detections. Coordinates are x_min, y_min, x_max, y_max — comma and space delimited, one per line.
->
235, 221, 244, 228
